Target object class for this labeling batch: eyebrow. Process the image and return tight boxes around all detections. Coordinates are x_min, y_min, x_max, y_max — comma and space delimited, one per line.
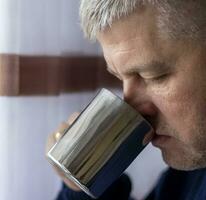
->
106, 60, 171, 77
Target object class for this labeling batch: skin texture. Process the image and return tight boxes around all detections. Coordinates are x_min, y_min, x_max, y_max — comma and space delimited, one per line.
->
97, 6, 206, 170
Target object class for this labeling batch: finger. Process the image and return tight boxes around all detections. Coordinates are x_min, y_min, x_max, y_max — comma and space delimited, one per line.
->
54, 166, 81, 191
54, 122, 70, 141
46, 112, 80, 157
45, 122, 70, 154
67, 112, 80, 125
54, 112, 80, 142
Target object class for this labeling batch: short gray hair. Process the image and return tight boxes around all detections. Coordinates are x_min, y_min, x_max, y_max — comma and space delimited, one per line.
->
79, 0, 206, 42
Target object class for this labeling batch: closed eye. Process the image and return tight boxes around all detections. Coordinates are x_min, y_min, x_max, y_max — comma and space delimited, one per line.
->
143, 73, 169, 84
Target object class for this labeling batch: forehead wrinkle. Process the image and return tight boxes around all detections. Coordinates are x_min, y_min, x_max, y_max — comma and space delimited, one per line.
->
102, 34, 149, 46
102, 34, 160, 68
104, 46, 165, 76
107, 59, 167, 75
102, 34, 157, 54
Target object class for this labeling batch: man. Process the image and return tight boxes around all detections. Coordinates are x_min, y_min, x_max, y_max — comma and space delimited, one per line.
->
48, 0, 206, 199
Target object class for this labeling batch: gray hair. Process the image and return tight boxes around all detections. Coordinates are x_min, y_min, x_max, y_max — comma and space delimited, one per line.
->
79, 0, 206, 42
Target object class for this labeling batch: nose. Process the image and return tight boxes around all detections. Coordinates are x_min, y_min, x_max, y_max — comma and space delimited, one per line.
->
123, 79, 158, 120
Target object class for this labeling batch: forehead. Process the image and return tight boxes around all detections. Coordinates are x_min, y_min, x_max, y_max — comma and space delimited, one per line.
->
97, 7, 168, 71
97, 6, 197, 73
97, 6, 157, 46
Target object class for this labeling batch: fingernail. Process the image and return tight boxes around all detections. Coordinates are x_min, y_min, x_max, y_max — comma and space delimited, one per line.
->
68, 112, 79, 125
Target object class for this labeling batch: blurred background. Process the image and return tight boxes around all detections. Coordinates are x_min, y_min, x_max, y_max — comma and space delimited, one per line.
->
0, 0, 167, 199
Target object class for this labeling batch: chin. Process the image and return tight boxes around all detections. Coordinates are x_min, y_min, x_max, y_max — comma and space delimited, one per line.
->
161, 148, 206, 171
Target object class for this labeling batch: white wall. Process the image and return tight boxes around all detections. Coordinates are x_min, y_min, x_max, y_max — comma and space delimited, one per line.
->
0, 0, 100, 55
0, 91, 95, 200
0, 90, 167, 200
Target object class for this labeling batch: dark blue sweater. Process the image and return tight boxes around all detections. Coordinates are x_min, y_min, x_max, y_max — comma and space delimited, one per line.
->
56, 168, 206, 200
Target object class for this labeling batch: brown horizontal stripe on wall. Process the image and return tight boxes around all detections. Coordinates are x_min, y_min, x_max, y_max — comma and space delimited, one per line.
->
0, 54, 121, 96
0, 54, 20, 96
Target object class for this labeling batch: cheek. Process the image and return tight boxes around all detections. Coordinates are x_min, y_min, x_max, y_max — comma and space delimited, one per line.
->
150, 76, 204, 138
150, 68, 206, 147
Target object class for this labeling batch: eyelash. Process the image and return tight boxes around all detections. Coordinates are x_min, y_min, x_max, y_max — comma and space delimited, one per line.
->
112, 72, 169, 84
144, 74, 168, 83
